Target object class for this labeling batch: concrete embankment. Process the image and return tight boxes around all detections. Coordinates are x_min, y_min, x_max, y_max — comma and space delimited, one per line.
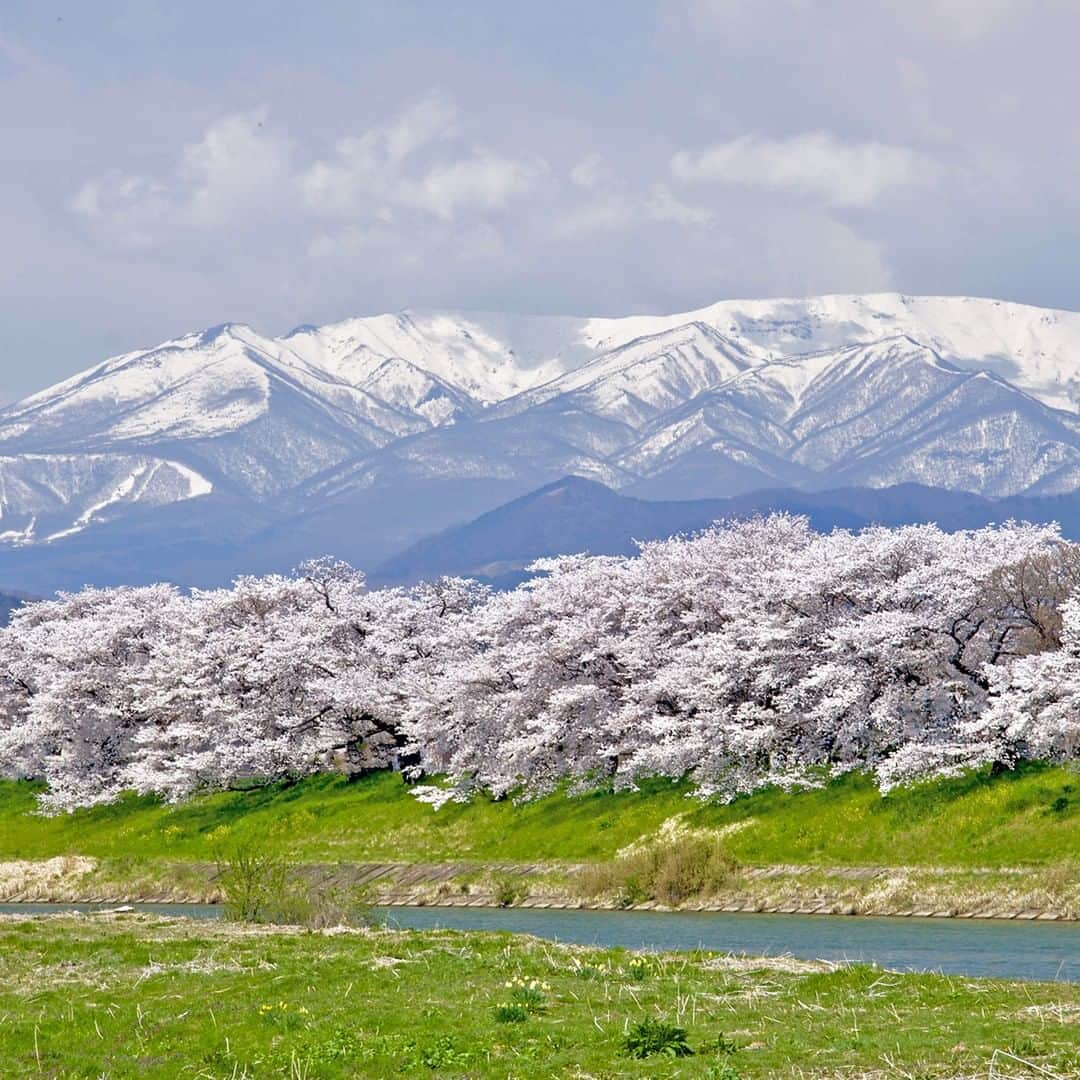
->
0, 857, 1074, 921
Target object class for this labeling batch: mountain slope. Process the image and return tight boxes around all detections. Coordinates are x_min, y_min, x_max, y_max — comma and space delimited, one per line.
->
281, 311, 577, 404
374, 476, 1080, 588
354, 331, 1080, 508
372, 475, 701, 587
622, 337, 1080, 498
6, 292, 1080, 590
581, 293, 1080, 411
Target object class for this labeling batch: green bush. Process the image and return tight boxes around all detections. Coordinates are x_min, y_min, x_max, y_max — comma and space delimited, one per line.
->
505, 976, 549, 1013
705, 1062, 744, 1079
407, 1036, 471, 1069
216, 841, 291, 922
216, 842, 375, 927
493, 874, 526, 906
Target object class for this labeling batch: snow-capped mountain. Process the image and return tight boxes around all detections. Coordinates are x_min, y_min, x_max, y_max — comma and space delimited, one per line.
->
4, 292, 1080, 591
582, 293, 1080, 411
620, 336, 1080, 498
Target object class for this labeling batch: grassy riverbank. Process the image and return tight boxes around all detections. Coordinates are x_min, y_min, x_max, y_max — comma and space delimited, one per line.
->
1, 762, 1076, 867
0, 914, 1076, 1079
0, 765, 1076, 916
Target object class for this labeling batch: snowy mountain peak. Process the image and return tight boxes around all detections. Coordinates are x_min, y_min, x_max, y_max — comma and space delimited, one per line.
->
283, 310, 567, 404
6, 292, 1080, 588
581, 292, 1080, 410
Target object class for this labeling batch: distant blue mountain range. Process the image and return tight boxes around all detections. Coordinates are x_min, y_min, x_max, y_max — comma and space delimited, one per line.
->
372, 477, 1080, 588
0, 590, 35, 626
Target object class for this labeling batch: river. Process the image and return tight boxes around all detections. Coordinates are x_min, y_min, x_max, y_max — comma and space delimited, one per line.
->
1, 902, 1075, 983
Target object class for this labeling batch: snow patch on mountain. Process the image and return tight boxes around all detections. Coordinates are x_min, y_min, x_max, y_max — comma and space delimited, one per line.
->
0, 454, 213, 545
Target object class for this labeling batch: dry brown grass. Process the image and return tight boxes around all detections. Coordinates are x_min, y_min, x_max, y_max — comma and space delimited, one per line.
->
577, 835, 742, 906
0, 855, 97, 899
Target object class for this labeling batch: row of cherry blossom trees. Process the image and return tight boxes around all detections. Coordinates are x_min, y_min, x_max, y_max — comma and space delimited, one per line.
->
1, 516, 1078, 811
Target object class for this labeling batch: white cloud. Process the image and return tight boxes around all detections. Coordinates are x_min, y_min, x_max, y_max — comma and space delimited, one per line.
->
671, 131, 940, 208
556, 196, 637, 236
302, 94, 459, 216
380, 93, 459, 163
557, 184, 714, 236
410, 154, 540, 220
67, 171, 169, 246
69, 108, 293, 240
180, 108, 293, 226
646, 185, 715, 227
570, 152, 607, 190
302, 97, 540, 222
70, 95, 540, 253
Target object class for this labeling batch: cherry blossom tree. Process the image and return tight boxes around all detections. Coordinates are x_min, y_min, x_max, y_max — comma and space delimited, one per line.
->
1, 518, 1077, 812
115, 562, 489, 802
0, 584, 184, 810
969, 595, 1080, 770
405, 516, 1071, 799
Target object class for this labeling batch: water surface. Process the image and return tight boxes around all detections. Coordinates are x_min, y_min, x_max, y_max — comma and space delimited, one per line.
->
1, 902, 1074, 983
382, 906, 1077, 982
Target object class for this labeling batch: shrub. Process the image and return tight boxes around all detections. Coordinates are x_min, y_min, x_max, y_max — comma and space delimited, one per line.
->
505, 976, 549, 1013
216, 841, 291, 922
217, 842, 375, 927
705, 1062, 744, 1080
493, 874, 526, 907
407, 1036, 471, 1069
621, 1018, 695, 1059
579, 835, 741, 905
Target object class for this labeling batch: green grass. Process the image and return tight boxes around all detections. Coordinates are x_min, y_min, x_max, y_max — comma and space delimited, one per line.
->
0, 915, 1075, 1078
0, 762, 1076, 870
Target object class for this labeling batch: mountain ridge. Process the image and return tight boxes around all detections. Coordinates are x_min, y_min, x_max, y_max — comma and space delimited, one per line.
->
372, 476, 1080, 589
6, 292, 1080, 591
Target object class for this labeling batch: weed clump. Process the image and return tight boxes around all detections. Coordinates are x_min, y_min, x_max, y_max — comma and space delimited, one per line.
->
621, 1018, 694, 1059
493, 1003, 528, 1023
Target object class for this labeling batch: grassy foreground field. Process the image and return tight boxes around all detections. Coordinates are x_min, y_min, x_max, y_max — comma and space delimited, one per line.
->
0, 762, 1076, 868
0, 914, 1076, 1079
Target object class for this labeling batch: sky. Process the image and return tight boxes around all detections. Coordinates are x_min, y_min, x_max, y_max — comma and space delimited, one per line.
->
2, 0, 1079, 401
